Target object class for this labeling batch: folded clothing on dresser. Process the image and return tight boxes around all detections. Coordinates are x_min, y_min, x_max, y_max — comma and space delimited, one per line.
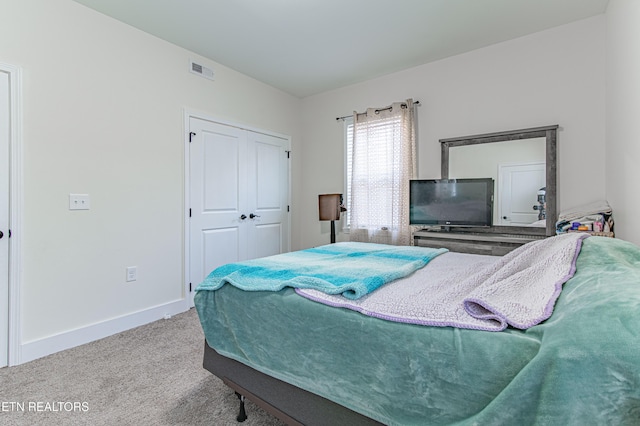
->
556, 200, 614, 234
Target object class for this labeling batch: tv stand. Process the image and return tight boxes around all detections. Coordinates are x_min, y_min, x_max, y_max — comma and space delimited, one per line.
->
413, 229, 544, 256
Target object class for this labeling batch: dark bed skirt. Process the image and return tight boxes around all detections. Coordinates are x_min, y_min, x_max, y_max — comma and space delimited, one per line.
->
203, 341, 383, 426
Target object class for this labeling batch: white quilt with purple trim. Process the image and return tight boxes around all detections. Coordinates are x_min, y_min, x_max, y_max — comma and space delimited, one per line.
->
296, 233, 589, 331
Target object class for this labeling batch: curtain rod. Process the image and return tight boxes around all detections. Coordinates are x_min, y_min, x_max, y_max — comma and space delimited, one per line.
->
335, 100, 420, 121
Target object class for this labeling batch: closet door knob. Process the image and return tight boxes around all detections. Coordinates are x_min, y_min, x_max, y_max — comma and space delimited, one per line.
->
239, 214, 247, 220
249, 213, 260, 219
0, 230, 3, 239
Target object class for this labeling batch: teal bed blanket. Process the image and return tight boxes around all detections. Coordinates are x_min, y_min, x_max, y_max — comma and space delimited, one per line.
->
196, 242, 447, 299
195, 237, 640, 425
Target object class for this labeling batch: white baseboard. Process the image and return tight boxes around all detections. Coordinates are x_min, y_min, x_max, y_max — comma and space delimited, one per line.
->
18, 299, 190, 365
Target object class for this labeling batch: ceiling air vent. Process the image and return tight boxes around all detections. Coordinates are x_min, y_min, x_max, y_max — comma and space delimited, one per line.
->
189, 60, 214, 81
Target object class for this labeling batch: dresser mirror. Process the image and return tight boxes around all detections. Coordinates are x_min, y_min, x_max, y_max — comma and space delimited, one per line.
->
440, 125, 558, 236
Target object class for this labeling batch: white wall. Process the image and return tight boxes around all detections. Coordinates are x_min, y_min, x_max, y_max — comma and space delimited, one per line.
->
0, 0, 302, 362
301, 16, 606, 249
606, 0, 640, 245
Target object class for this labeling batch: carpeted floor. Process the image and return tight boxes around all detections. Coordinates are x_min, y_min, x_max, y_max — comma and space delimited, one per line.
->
0, 308, 285, 426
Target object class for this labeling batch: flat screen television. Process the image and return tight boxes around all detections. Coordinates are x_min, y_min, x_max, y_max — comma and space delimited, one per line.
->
409, 178, 494, 228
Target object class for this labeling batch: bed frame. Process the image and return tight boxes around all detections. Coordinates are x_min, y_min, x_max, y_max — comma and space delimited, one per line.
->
203, 341, 383, 425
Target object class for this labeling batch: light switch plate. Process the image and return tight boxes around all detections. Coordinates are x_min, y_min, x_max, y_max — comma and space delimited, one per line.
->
69, 194, 90, 210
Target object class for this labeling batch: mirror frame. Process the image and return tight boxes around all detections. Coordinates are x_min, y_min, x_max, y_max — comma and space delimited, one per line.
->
440, 125, 558, 237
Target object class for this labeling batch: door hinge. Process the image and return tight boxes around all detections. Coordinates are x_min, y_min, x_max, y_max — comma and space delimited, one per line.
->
189, 208, 192, 218
287, 205, 290, 212
286, 150, 290, 159
189, 132, 196, 142
189, 282, 192, 292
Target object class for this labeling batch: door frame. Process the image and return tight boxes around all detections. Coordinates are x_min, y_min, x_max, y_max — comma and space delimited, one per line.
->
183, 109, 291, 306
1, 62, 23, 366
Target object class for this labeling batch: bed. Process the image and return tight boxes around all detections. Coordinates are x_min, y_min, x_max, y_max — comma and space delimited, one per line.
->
194, 235, 640, 425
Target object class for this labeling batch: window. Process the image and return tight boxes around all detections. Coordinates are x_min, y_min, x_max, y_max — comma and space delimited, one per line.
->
344, 101, 416, 246
343, 117, 353, 229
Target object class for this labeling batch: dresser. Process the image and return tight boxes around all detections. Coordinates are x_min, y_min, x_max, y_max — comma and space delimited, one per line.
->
413, 229, 544, 256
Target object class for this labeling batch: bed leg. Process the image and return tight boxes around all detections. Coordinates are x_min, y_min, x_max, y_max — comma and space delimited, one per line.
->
235, 392, 248, 422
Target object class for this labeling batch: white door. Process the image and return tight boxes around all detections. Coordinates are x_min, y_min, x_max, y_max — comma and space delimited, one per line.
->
246, 131, 290, 259
0, 70, 9, 368
498, 162, 545, 226
188, 117, 290, 302
190, 119, 248, 286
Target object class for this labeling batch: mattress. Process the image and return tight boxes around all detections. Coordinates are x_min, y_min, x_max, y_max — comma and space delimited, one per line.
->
195, 237, 640, 425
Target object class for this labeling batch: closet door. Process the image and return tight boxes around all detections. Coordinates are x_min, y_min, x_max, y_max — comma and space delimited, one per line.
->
190, 118, 248, 288
246, 131, 290, 260
189, 118, 290, 299
0, 70, 9, 368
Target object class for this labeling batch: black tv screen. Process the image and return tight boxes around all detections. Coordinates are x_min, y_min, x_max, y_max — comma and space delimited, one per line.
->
409, 178, 494, 227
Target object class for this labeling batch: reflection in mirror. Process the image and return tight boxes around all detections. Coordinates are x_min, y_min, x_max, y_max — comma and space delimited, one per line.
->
449, 138, 546, 227
440, 125, 558, 237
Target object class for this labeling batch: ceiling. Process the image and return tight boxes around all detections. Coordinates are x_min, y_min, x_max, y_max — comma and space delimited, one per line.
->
72, 0, 609, 98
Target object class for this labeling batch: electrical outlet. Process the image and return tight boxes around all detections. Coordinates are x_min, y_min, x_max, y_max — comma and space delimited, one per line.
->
69, 194, 90, 210
126, 266, 137, 282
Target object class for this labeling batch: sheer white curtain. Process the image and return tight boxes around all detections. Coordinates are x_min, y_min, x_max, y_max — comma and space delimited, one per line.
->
349, 99, 417, 245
